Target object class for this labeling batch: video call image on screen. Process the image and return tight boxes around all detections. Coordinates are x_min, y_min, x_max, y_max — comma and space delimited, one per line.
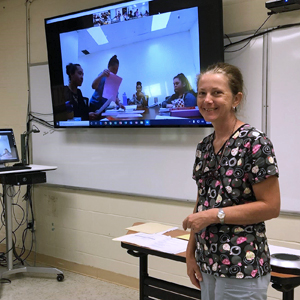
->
0, 130, 19, 165
46, 0, 223, 128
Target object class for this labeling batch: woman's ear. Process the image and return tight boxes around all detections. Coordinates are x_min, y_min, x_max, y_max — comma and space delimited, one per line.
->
233, 92, 243, 108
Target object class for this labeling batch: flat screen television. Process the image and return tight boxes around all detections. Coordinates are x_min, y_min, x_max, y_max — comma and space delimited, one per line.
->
45, 0, 224, 128
0, 129, 20, 167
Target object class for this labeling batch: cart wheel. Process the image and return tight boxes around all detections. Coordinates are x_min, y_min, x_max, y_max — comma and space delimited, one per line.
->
57, 274, 64, 282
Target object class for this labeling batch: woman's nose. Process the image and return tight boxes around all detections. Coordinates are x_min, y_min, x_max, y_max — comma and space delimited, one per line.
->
204, 94, 213, 103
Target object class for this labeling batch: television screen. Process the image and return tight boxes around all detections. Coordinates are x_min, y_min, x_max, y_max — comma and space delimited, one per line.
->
45, 0, 223, 128
0, 129, 20, 166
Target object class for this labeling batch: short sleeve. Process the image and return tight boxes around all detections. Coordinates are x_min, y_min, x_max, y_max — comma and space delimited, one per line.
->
246, 133, 279, 185
192, 149, 200, 181
192, 138, 208, 182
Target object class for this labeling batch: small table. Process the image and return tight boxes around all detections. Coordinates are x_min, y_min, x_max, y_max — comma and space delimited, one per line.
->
0, 165, 64, 282
121, 224, 300, 300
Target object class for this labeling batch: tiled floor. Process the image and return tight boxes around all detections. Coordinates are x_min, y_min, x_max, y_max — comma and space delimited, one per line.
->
0, 269, 139, 300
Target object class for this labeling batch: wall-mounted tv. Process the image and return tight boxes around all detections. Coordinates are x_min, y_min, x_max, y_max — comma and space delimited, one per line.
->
45, 0, 223, 128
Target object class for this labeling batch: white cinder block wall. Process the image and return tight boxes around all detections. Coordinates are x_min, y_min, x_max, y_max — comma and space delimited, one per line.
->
1, 1, 300, 300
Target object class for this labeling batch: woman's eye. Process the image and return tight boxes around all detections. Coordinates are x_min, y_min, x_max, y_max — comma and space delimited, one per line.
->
213, 91, 222, 95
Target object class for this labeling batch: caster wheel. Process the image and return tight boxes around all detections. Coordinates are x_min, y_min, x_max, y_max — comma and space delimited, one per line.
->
57, 274, 64, 282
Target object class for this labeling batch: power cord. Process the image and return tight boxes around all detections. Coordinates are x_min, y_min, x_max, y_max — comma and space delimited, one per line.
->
225, 14, 273, 52
0, 184, 35, 268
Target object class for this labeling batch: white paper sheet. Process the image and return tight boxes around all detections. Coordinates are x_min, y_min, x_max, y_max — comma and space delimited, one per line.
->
126, 222, 178, 234
102, 110, 145, 116
269, 244, 300, 256
115, 114, 143, 118
102, 73, 122, 99
155, 115, 186, 119
113, 232, 188, 254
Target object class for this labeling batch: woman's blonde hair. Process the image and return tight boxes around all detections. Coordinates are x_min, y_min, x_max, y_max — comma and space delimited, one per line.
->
197, 62, 244, 96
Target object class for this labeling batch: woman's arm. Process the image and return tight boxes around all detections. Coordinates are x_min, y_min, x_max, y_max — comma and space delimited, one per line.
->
92, 69, 110, 89
184, 92, 197, 107
94, 97, 114, 116
183, 175, 280, 232
161, 95, 173, 108
184, 195, 202, 289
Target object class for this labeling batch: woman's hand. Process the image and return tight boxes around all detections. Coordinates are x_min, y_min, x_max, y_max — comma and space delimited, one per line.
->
92, 69, 111, 89
115, 98, 125, 110
186, 255, 202, 289
89, 112, 99, 120
183, 209, 216, 232
102, 69, 110, 77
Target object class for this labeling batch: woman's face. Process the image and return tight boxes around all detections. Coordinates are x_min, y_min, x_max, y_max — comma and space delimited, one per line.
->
173, 78, 185, 94
109, 63, 119, 75
136, 84, 142, 94
71, 66, 84, 87
197, 73, 241, 123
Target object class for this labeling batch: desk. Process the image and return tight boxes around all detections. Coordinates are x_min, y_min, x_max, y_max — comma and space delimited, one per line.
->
100, 106, 201, 121
0, 165, 64, 282
121, 225, 300, 300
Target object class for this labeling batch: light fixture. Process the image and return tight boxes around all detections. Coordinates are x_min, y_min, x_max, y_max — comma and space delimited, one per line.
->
151, 12, 171, 32
87, 27, 108, 45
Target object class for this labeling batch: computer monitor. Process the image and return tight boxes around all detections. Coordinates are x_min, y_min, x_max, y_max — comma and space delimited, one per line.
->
0, 129, 20, 167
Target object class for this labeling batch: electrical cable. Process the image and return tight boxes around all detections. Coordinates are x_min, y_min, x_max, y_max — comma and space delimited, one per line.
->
0, 278, 11, 284
224, 20, 300, 52
0, 183, 35, 267
225, 14, 273, 53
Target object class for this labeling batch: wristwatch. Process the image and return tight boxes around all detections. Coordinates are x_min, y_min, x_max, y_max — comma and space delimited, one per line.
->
217, 208, 225, 225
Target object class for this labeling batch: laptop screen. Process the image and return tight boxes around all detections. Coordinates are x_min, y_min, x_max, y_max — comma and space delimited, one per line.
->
0, 129, 20, 166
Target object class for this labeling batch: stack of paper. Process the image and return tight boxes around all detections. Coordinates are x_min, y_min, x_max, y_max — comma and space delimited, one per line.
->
125, 222, 178, 234
113, 223, 188, 254
113, 232, 188, 254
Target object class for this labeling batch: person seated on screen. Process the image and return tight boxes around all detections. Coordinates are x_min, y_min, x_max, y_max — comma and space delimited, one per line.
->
128, 81, 148, 107
128, 10, 134, 18
89, 55, 125, 118
0, 148, 12, 159
64, 63, 93, 121
161, 73, 197, 108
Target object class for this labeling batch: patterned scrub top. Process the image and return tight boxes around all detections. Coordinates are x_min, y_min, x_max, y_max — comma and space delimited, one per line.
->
192, 124, 279, 279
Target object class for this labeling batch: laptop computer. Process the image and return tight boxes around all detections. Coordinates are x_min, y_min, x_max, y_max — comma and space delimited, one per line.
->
0, 128, 31, 172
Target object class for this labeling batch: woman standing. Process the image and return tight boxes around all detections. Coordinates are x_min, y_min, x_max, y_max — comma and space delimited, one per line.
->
183, 62, 280, 300
89, 55, 125, 118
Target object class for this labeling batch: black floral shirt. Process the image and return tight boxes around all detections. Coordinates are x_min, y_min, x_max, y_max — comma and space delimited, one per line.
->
192, 124, 279, 279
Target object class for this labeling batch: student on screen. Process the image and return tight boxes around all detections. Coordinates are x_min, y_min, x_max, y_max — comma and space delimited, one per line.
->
0, 148, 12, 159
64, 63, 92, 121
89, 55, 125, 118
161, 73, 197, 108
128, 81, 148, 107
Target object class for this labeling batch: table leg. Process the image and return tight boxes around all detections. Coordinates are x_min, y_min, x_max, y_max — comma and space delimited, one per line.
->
283, 290, 294, 300
3, 184, 13, 270
139, 253, 148, 300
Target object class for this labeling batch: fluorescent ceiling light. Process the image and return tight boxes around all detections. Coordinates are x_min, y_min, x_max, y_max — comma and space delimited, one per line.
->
151, 12, 171, 31
87, 27, 108, 45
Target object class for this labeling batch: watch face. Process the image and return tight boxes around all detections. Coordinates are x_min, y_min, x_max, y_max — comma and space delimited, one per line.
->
218, 212, 225, 218
218, 209, 225, 223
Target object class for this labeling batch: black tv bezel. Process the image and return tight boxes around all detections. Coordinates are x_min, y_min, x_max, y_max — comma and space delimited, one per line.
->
45, 0, 224, 129
0, 129, 20, 165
